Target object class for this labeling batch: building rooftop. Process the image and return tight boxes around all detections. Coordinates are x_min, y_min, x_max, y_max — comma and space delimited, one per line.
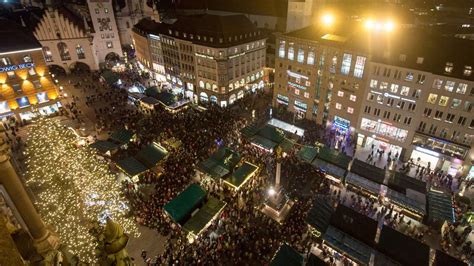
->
134, 14, 265, 48
0, 18, 41, 54
283, 21, 474, 81
176, 0, 289, 17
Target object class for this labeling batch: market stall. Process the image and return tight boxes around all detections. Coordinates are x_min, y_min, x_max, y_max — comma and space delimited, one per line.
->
306, 197, 335, 237
223, 162, 259, 190
269, 243, 304, 266
427, 189, 455, 228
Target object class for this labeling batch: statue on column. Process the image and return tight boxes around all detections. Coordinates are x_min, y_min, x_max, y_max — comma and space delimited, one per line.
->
96, 218, 133, 266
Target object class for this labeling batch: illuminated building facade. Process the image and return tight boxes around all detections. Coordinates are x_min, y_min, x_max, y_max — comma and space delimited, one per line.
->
133, 14, 266, 107
0, 19, 60, 122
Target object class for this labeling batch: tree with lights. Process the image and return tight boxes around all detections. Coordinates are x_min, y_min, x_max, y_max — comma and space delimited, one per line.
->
25, 117, 138, 263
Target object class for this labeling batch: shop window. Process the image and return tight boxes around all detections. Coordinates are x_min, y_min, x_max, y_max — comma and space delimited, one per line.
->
400, 86, 410, 96
353, 56, 366, 78
340, 53, 352, 75
390, 84, 399, 93
455, 83, 467, 94
439, 96, 449, 107
451, 98, 461, 109
444, 81, 455, 92
445, 62, 454, 73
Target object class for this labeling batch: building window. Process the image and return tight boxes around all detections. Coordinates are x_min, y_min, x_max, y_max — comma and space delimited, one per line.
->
414, 89, 421, 99
350, 95, 356, 102
7, 71, 15, 78
23, 55, 32, 63
416, 57, 424, 64
399, 54, 406, 61
340, 53, 352, 75
347, 107, 354, 114
335, 103, 342, 110
464, 66, 472, 76
28, 67, 36, 76
445, 62, 454, 73
455, 83, 467, 94
297, 48, 304, 63
0, 57, 11, 66
423, 108, 432, 117
76, 44, 85, 59
470, 119, 474, 129
400, 86, 410, 96
106, 42, 113, 48
405, 72, 414, 81
288, 45, 294, 60
12, 84, 21, 94
432, 79, 443, 89
33, 80, 42, 89
95, 8, 99, 14
444, 81, 455, 92
416, 74, 425, 84
439, 96, 449, 107
307, 50, 315, 65
104, 8, 109, 13
304, 92, 310, 98
278, 40, 285, 58
458, 116, 467, 126
451, 98, 461, 109
370, 79, 378, 89
353, 56, 366, 78
57, 42, 71, 61
390, 84, 399, 93
380, 82, 388, 90
434, 110, 443, 120
337, 91, 344, 97
464, 101, 472, 112
427, 93, 438, 104
418, 121, 427, 132
446, 113, 455, 123
295, 89, 300, 95
330, 56, 337, 73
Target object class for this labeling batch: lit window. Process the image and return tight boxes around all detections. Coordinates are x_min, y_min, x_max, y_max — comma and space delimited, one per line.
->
380, 82, 388, 90
106, 42, 113, 48
57, 42, 71, 61
288, 45, 294, 60
347, 107, 354, 114
295, 89, 300, 95
399, 54, 406, 61
445, 62, 454, 73
350, 95, 357, 101
23, 55, 32, 63
400, 86, 410, 96
444, 81, 455, 92
76, 44, 85, 59
335, 103, 342, 110
0, 57, 11, 66
305, 81, 311, 86
28, 67, 36, 76
95, 8, 99, 14
455, 83, 467, 94
451, 98, 461, 109
416, 57, 424, 64
304, 92, 310, 98
341, 53, 352, 75
370, 79, 378, 89
7, 71, 15, 78
278, 40, 285, 58
307, 50, 315, 65
330, 56, 337, 73
464, 66, 472, 76
432, 79, 443, 89
337, 91, 344, 97
390, 84, 399, 93
427, 93, 438, 104
33, 80, 42, 89
405, 72, 414, 81
439, 96, 449, 106
297, 48, 304, 63
104, 8, 109, 13
353, 56, 366, 78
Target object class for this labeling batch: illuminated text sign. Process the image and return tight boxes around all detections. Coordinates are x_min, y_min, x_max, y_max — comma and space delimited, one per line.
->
0, 63, 35, 73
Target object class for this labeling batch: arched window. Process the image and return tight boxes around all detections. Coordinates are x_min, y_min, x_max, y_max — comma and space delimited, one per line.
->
23, 55, 32, 63
57, 42, 71, 61
42, 47, 53, 62
234, 81, 240, 89
278, 40, 286, 58
0, 57, 11, 66
199, 80, 205, 88
288, 46, 294, 60
212, 84, 218, 92
76, 44, 85, 59
210, 95, 218, 103
206, 82, 211, 90
307, 50, 315, 65
200, 92, 208, 102
229, 94, 236, 104
297, 48, 304, 63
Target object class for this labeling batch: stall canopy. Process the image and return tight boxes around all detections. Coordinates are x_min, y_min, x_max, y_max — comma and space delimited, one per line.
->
140, 96, 160, 106
345, 172, 381, 195
387, 172, 427, 194
434, 250, 467, 266
109, 129, 135, 145
101, 70, 119, 85
330, 204, 378, 247
306, 197, 335, 236
377, 226, 430, 266
323, 226, 373, 265
183, 196, 226, 235
385, 189, 426, 216
164, 184, 206, 224
224, 162, 258, 190
145, 86, 160, 98
270, 244, 304, 266
427, 189, 455, 225
116, 157, 148, 177
297, 146, 318, 163
306, 254, 328, 266
350, 159, 386, 185
251, 135, 278, 151
316, 146, 351, 170
241, 124, 294, 152
89, 140, 119, 153
197, 147, 241, 179
312, 158, 346, 181
135, 142, 168, 168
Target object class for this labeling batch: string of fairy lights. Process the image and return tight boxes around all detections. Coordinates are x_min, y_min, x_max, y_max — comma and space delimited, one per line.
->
25, 117, 139, 263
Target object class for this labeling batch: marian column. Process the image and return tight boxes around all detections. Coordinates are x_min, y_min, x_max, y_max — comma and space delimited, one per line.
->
0, 138, 59, 255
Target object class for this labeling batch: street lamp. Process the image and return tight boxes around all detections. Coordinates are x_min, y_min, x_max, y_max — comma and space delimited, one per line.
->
268, 187, 276, 197
321, 13, 335, 27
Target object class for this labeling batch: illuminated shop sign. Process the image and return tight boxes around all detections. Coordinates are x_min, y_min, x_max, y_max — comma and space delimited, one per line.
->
288, 81, 306, 90
294, 100, 307, 111
195, 53, 214, 59
277, 94, 289, 105
334, 116, 350, 130
0, 63, 35, 72
287, 70, 308, 80
415, 146, 440, 157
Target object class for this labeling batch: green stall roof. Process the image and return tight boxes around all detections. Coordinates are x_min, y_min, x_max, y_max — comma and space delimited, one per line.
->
258, 125, 285, 144
251, 135, 278, 151
116, 157, 147, 177
183, 197, 226, 235
240, 124, 259, 138
427, 190, 454, 223
109, 129, 135, 144
225, 162, 258, 189
135, 142, 168, 168
317, 146, 351, 169
270, 244, 304, 266
197, 147, 241, 179
297, 146, 319, 163
90, 140, 119, 153
101, 70, 119, 85
197, 159, 230, 179
164, 184, 206, 224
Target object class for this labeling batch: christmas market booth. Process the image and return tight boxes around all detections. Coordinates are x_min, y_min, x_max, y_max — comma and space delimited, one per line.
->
306, 197, 335, 237
90, 129, 136, 156
241, 124, 295, 153
164, 184, 226, 242
269, 243, 304, 266
145, 87, 190, 113
426, 189, 455, 229
312, 146, 350, 184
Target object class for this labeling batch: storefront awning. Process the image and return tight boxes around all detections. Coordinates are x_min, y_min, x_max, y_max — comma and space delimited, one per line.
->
346, 172, 381, 195
164, 184, 206, 224
387, 172, 427, 194
251, 135, 278, 151
330, 204, 378, 247
306, 198, 335, 236
427, 189, 454, 224
135, 142, 168, 168
350, 159, 386, 185
385, 189, 426, 216
323, 226, 373, 265
316, 146, 351, 170
312, 158, 346, 180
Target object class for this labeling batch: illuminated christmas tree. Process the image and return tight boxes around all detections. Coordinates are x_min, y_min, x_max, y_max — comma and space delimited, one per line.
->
25, 117, 138, 263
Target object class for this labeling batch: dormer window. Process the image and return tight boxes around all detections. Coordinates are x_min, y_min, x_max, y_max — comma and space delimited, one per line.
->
416, 57, 424, 64
464, 65, 472, 76
445, 62, 454, 73
168, 29, 172, 34
399, 54, 406, 62
183, 33, 187, 38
